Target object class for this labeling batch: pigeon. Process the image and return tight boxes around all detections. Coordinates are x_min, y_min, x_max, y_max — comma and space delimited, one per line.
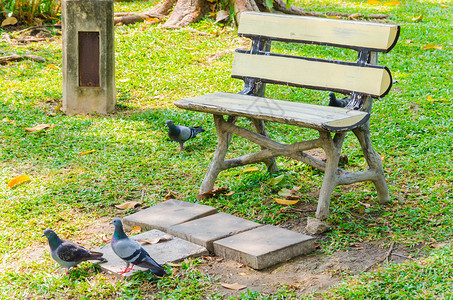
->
328, 92, 350, 108
165, 120, 205, 151
110, 218, 166, 276
43, 229, 106, 273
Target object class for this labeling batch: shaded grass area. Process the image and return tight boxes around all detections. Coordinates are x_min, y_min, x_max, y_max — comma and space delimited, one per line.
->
1, 0, 452, 298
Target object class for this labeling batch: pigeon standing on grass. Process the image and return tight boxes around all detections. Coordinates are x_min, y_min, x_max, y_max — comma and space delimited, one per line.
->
110, 218, 166, 276
165, 120, 205, 151
43, 229, 106, 273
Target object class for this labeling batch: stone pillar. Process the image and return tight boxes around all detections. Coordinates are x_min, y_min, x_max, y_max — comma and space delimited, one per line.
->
62, 0, 115, 115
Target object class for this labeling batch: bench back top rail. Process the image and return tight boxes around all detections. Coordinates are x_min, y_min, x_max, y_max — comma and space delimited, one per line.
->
238, 12, 400, 53
233, 12, 400, 103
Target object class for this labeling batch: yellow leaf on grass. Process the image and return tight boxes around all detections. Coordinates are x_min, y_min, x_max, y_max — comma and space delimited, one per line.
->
130, 226, 142, 234
242, 166, 259, 173
424, 43, 442, 50
115, 201, 141, 210
1, 17, 18, 27
47, 64, 60, 70
326, 15, 342, 19
274, 198, 299, 205
427, 95, 448, 102
78, 150, 96, 156
367, 0, 382, 4
384, 0, 401, 5
412, 14, 423, 22
25, 124, 55, 132
221, 283, 247, 290
8, 175, 31, 188
440, 5, 450, 8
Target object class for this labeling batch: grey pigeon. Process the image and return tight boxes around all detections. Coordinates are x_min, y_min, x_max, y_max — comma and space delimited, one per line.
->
43, 229, 106, 273
165, 120, 205, 151
110, 218, 166, 276
328, 92, 350, 108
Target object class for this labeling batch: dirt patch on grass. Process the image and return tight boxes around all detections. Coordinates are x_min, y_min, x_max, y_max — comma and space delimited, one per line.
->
198, 241, 418, 297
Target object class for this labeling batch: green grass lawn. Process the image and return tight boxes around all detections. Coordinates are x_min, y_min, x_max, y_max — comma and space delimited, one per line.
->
0, 0, 452, 298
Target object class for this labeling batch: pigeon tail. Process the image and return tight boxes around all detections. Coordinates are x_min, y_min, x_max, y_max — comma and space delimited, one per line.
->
136, 256, 166, 277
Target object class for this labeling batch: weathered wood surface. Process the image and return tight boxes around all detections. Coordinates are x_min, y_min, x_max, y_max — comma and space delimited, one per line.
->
174, 92, 370, 132
239, 12, 400, 52
231, 52, 393, 98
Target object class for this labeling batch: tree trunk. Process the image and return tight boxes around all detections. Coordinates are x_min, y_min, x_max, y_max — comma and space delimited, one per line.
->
115, 0, 389, 28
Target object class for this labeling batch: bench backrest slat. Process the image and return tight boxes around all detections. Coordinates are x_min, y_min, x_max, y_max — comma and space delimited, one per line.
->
231, 51, 392, 98
238, 12, 400, 52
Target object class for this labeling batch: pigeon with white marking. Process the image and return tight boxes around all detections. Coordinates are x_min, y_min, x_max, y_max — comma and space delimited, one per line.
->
165, 120, 205, 151
110, 218, 166, 276
328, 92, 350, 108
43, 229, 106, 273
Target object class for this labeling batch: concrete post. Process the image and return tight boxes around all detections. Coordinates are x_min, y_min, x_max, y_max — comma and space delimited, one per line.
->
62, 0, 115, 115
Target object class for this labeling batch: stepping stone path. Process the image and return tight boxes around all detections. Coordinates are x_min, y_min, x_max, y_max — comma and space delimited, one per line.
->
99, 199, 315, 276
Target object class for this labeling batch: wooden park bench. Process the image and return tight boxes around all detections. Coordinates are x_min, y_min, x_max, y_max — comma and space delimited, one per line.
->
175, 12, 400, 220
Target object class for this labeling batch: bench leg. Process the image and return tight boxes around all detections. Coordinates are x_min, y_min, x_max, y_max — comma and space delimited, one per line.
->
316, 132, 345, 220
250, 118, 278, 173
199, 115, 236, 195
353, 125, 390, 204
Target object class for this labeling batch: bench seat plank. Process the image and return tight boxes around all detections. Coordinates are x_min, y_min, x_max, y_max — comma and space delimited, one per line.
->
174, 92, 369, 132
239, 12, 400, 52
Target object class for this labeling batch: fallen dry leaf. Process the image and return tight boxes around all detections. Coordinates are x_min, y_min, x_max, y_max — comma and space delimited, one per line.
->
138, 234, 173, 245
1, 17, 18, 27
25, 124, 55, 132
115, 201, 141, 210
47, 64, 60, 70
367, 0, 382, 4
274, 198, 299, 205
424, 43, 442, 50
430, 242, 448, 248
440, 4, 450, 8
200, 187, 232, 198
78, 150, 96, 156
242, 166, 259, 173
8, 175, 31, 188
412, 14, 423, 22
164, 190, 181, 200
130, 226, 142, 234
384, 0, 402, 5
220, 283, 247, 291
166, 262, 182, 267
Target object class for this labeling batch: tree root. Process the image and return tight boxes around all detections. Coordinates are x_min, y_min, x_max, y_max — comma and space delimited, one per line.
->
0, 54, 46, 64
114, 0, 389, 28
273, 0, 388, 20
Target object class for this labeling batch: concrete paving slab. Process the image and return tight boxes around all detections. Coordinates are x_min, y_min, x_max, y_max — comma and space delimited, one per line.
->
167, 212, 263, 252
96, 229, 208, 277
213, 225, 315, 269
123, 199, 218, 231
